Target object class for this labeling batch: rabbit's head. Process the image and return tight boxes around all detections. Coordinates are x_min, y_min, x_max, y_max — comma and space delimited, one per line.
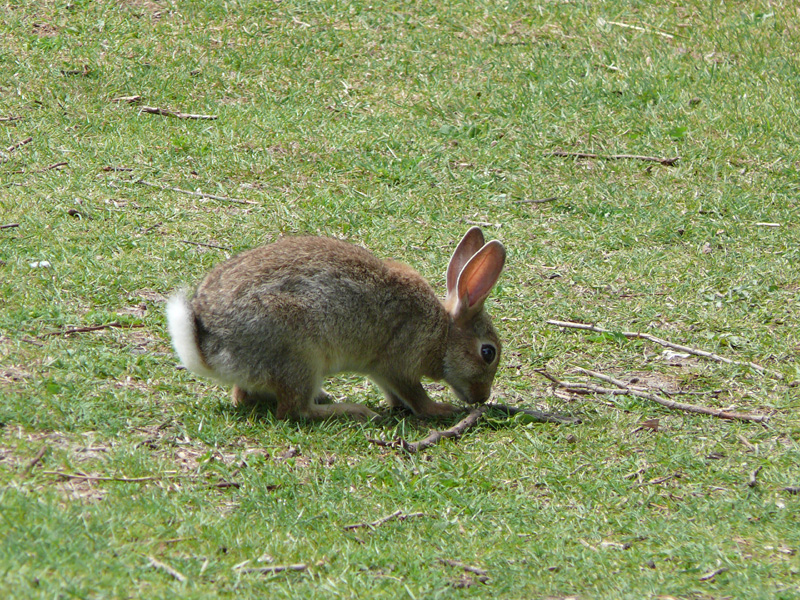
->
441, 227, 506, 405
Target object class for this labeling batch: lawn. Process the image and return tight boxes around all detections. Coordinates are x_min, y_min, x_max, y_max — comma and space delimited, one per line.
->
1, 0, 799, 598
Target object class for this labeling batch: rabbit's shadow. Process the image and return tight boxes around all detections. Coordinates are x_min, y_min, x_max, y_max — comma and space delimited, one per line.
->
225, 398, 527, 438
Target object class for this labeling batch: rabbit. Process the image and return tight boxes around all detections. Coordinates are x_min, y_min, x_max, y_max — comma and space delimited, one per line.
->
166, 227, 506, 421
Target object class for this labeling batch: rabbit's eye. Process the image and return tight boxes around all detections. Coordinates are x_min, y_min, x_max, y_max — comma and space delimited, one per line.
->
480, 344, 496, 364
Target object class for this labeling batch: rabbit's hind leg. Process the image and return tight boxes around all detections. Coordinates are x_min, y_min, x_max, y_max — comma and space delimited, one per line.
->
299, 401, 379, 422
272, 379, 378, 421
231, 385, 277, 408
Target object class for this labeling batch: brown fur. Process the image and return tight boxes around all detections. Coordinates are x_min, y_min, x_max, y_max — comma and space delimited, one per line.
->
168, 230, 505, 421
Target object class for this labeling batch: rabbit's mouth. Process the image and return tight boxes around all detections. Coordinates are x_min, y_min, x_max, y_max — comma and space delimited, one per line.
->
451, 384, 490, 405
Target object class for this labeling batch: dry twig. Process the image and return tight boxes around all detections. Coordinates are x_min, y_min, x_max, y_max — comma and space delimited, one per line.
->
20, 447, 47, 479
439, 559, 489, 577
147, 556, 187, 582
6, 136, 33, 154
535, 368, 769, 423
236, 564, 308, 575
39, 321, 144, 337
407, 405, 489, 453
603, 19, 676, 39
551, 150, 679, 166
486, 402, 581, 424
180, 239, 233, 251
369, 402, 578, 454
699, 567, 728, 582
111, 95, 142, 103
343, 510, 425, 531
44, 471, 183, 483
1, 223, 20, 230
546, 319, 783, 380
513, 196, 558, 205
139, 106, 217, 120
130, 179, 254, 205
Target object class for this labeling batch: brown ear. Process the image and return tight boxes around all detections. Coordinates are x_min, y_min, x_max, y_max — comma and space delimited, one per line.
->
452, 240, 506, 319
446, 227, 485, 296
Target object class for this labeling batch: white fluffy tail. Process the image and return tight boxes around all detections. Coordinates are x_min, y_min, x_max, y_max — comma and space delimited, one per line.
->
166, 292, 217, 379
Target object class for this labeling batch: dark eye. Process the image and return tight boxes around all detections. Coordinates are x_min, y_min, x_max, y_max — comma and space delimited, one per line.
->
480, 344, 496, 364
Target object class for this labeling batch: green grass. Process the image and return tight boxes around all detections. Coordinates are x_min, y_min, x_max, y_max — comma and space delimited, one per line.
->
1, 0, 799, 597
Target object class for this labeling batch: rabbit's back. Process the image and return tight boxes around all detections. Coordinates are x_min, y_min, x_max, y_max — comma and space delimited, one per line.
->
190, 237, 447, 382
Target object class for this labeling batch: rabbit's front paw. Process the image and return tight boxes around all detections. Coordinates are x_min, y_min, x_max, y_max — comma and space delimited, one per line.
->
421, 401, 464, 419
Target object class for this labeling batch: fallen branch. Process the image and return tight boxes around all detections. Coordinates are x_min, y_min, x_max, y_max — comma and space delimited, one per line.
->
39, 321, 144, 337
6, 136, 33, 153
180, 239, 233, 251
147, 556, 187, 582
486, 402, 581, 424
139, 106, 217, 120
699, 567, 728, 582
406, 405, 489, 453
551, 151, 679, 166
10, 161, 68, 175
535, 368, 769, 423
41, 161, 68, 172
343, 510, 425, 531
111, 95, 142, 104
0, 115, 23, 122
546, 319, 783, 380
439, 559, 489, 577
236, 563, 308, 575
1, 223, 20, 230
44, 471, 184, 483
513, 196, 558, 205
129, 179, 254, 205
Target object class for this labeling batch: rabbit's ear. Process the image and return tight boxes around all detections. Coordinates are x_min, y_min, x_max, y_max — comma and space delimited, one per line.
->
451, 240, 506, 319
446, 227, 485, 296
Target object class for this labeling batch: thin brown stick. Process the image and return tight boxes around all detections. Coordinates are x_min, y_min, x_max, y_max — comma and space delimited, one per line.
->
131, 179, 254, 205
439, 559, 488, 577
147, 556, 188, 582
39, 321, 144, 337
406, 405, 489, 453
486, 402, 581, 424
41, 161, 68, 172
368, 403, 577, 454
343, 510, 425, 531
539, 367, 768, 423
111, 95, 142, 103
0, 115, 23, 122
699, 567, 728, 582
1, 223, 20, 230
6, 136, 33, 153
180, 239, 233, 251
44, 471, 184, 483
546, 319, 783, 380
513, 196, 558, 205
578, 368, 769, 422
748, 465, 762, 488
139, 106, 217, 120
551, 150, 679, 166
11, 161, 69, 175
237, 564, 308, 575
20, 447, 47, 479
